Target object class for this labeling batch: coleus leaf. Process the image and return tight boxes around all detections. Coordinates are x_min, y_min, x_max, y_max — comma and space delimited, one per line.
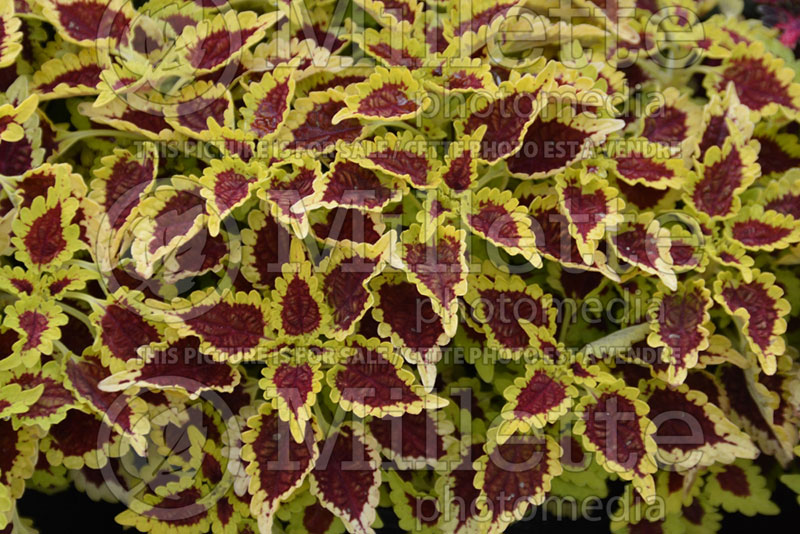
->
311, 155, 405, 212
282, 488, 346, 534
39, 408, 120, 470
11, 185, 80, 271
166, 9, 280, 74
46, 265, 94, 300
0, 99, 44, 177
38, 0, 137, 46
349, 131, 442, 189
326, 335, 445, 417
760, 168, 800, 219
98, 334, 241, 399
32, 48, 102, 100
644, 381, 758, 469
756, 366, 800, 457
608, 137, 689, 190
694, 333, 750, 370
0, 360, 74, 430
14, 163, 85, 210
723, 205, 800, 252
455, 66, 554, 163
366, 408, 455, 469
636, 87, 703, 156
257, 156, 320, 237
271, 241, 331, 341
435, 443, 484, 534
425, 56, 496, 93
399, 223, 468, 336
309, 422, 381, 534
683, 137, 761, 221
385, 472, 441, 534
241, 67, 295, 140
704, 41, 800, 121
646, 279, 712, 386
0, 2, 21, 69
75, 94, 174, 140
0, 94, 36, 143
333, 66, 428, 123
277, 91, 365, 153
260, 355, 323, 443
91, 300, 162, 373
574, 378, 658, 501
370, 272, 450, 385
309, 207, 388, 250
507, 104, 624, 179
609, 211, 677, 290
63, 354, 150, 455
432, 131, 481, 193
206, 121, 257, 163
444, 0, 524, 51
607, 481, 685, 534
463, 187, 540, 265
703, 459, 780, 516
165, 81, 235, 139
608, 173, 676, 218
129, 176, 208, 278
696, 82, 754, 160
0, 265, 37, 298
199, 156, 267, 236
285, 3, 348, 55
115, 485, 215, 534
465, 269, 557, 358
0, 379, 43, 419
159, 227, 231, 283
320, 244, 383, 342
175, 289, 273, 361
88, 143, 158, 234
663, 224, 707, 275
242, 403, 319, 532
295, 67, 369, 99
416, 190, 456, 244
498, 362, 578, 437
528, 194, 618, 277
719, 365, 792, 462
354, 0, 422, 29
713, 269, 789, 375
348, 25, 426, 69
0, 419, 38, 500
473, 430, 562, 534
556, 169, 624, 262
2, 297, 67, 368
708, 234, 755, 283
753, 127, 800, 179
240, 206, 293, 289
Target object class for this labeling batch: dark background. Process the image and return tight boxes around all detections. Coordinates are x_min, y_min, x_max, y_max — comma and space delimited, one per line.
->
17, 480, 800, 532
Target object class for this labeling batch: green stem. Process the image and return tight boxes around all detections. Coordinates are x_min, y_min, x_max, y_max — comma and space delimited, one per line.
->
582, 276, 609, 302
364, 120, 424, 137
579, 322, 651, 359
60, 291, 105, 314
313, 403, 330, 435
65, 259, 102, 275
56, 129, 147, 156
57, 302, 96, 334
16, 13, 48, 22
53, 340, 72, 357
472, 164, 505, 190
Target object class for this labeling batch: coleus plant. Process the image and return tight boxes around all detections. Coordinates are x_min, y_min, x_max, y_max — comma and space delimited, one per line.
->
0, 0, 800, 533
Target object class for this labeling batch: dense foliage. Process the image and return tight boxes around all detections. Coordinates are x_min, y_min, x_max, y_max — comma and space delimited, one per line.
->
0, 0, 799, 533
